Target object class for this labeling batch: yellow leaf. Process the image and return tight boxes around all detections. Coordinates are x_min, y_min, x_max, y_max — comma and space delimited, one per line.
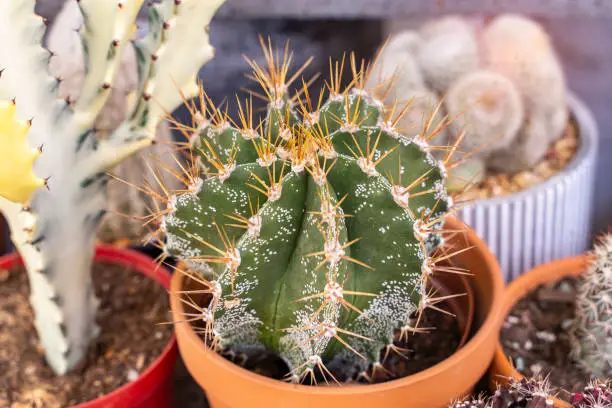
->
0, 101, 44, 204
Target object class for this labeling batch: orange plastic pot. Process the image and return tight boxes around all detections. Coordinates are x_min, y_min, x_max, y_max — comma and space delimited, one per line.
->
169, 217, 504, 408
489, 255, 591, 408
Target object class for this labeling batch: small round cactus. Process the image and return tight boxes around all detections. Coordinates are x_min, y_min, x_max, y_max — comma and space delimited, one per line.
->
572, 380, 612, 407
378, 14, 569, 178
416, 16, 480, 93
445, 70, 524, 158
394, 88, 449, 151
384, 30, 422, 56
448, 395, 488, 408
365, 39, 448, 151
448, 377, 554, 408
365, 37, 426, 105
0, 99, 44, 204
570, 233, 612, 378
164, 41, 460, 382
492, 377, 554, 408
484, 14, 566, 119
486, 115, 551, 174
483, 14, 568, 171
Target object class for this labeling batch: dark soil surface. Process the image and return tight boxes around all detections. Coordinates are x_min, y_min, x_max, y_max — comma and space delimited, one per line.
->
374, 304, 462, 383
501, 277, 594, 401
174, 359, 209, 408
0, 262, 172, 407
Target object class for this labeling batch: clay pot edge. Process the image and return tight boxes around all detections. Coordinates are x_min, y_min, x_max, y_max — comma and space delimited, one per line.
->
170, 217, 505, 399
489, 254, 593, 408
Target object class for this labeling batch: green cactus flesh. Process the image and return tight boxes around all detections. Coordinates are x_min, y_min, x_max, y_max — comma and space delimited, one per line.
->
163, 48, 453, 381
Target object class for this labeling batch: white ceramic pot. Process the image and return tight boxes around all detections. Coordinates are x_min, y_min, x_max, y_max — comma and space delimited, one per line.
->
457, 94, 598, 282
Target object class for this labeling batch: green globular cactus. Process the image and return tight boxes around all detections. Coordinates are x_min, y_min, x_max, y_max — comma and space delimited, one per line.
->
164, 43, 458, 382
445, 70, 524, 157
570, 233, 612, 378
0, 0, 225, 375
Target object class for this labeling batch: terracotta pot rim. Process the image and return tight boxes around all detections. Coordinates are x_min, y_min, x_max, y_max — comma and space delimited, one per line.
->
0, 244, 178, 408
170, 216, 504, 395
491, 254, 592, 406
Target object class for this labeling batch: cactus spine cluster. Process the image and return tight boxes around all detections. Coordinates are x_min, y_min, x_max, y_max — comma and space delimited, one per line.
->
164, 42, 461, 383
452, 378, 612, 408
448, 378, 554, 408
571, 233, 612, 378
0, 0, 225, 374
369, 14, 567, 191
484, 15, 568, 174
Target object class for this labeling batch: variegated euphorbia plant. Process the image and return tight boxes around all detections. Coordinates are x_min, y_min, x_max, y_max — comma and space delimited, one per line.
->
0, 0, 225, 375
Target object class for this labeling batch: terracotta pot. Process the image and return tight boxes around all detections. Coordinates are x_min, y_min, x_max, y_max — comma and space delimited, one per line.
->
170, 217, 504, 408
0, 244, 178, 408
489, 255, 591, 408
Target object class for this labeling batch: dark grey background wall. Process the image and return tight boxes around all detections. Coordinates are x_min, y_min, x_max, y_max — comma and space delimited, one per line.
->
34, 0, 612, 237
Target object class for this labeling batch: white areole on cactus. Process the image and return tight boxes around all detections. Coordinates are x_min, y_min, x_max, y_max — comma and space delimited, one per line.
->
0, 0, 225, 375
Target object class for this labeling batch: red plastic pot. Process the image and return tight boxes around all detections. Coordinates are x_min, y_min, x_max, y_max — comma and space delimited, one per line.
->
0, 244, 178, 408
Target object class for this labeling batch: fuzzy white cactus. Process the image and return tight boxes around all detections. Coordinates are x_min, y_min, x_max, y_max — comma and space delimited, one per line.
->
445, 70, 524, 157
483, 14, 568, 171
0, 0, 225, 375
394, 88, 449, 151
416, 16, 480, 93
47, 0, 182, 243
571, 232, 612, 378
377, 14, 569, 179
487, 116, 551, 174
365, 34, 448, 152
365, 32, 426, 105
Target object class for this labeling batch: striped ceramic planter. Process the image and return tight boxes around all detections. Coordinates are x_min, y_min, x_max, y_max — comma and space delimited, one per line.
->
457, 94, 598, 282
